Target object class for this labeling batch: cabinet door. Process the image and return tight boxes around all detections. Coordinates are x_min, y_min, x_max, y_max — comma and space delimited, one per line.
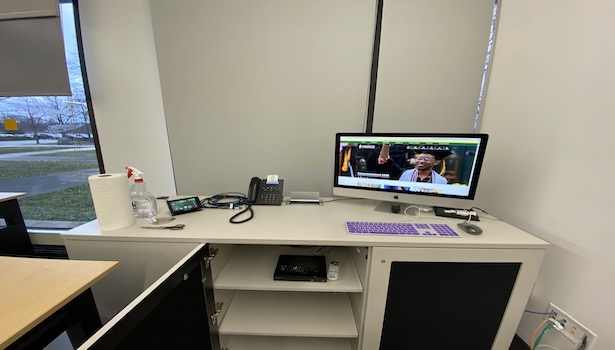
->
361, 247, 544, 350
64, 240, 200, 323
81, 243, 220, 349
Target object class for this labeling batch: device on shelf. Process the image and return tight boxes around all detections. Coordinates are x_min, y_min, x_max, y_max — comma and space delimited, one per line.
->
333, 133, 488, 212
345, 221, 460, 237
247, 177, 284, 205
327, 261, 340, 281
274, 255, 327, 282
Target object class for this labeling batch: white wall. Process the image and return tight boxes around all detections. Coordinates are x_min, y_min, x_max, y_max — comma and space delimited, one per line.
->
477, 0, 615, 348
78, 0, 175, 196
149, 0, 375, 197
147, 0, 498, 197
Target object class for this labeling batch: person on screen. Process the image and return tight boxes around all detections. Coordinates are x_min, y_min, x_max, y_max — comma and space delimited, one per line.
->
388, 144, 415, 170
377, 144, 452, 184
338, 144, 358, 177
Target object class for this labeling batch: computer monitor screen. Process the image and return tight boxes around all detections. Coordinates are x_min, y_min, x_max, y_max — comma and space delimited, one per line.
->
333, 133, 488, 209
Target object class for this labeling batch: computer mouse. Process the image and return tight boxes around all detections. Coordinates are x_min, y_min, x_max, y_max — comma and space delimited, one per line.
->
457, 222, 483, 235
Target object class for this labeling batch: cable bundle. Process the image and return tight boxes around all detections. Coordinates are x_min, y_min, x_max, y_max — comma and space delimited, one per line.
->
529, 316, 584, 350
201, 192, 249, 209
200, 192, 254, 224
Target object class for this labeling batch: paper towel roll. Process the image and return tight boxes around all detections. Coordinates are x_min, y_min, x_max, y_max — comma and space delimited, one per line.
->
88, 173, 135, 230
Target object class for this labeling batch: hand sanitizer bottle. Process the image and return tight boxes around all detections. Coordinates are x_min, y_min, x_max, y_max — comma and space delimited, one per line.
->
126, 166, 157, 219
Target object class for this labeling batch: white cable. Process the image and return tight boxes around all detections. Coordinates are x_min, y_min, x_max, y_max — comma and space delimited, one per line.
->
536, 342, 578, 350
403, 205, 422, 220
465, 213, 473, 223
535, 345, 559, 350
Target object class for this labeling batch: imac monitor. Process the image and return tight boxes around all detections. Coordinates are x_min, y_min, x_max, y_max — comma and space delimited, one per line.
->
333, 133, 488, 210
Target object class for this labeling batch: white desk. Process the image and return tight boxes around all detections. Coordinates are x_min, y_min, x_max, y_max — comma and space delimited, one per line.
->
62, 198, 547, 350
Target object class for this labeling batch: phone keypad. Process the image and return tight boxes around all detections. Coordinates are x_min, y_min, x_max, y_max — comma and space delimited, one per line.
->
258, 186, 283, 205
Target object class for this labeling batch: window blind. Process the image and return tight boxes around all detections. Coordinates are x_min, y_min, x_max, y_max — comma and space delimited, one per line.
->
372, 0, 496, 133
0, 0, 70, 96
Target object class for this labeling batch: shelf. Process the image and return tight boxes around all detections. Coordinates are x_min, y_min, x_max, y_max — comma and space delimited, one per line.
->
214, 245, 363, 292
219, 291, 358, 338
226, 336, 352, 350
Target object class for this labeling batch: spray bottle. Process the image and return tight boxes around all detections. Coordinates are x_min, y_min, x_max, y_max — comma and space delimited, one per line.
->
126, 166, 157, 219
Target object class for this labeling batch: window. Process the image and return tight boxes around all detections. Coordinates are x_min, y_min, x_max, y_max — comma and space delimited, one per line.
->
0, 1, 101, 233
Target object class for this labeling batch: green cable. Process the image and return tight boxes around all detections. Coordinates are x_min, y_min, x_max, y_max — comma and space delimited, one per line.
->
533, 323, 555, 349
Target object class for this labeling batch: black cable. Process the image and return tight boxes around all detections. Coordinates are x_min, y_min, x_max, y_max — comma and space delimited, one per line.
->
470, 206, 489, 214
524, 309, 552, 316
229, 204, 254, 224
320, 197, 365, 203
578, 335, 588, 350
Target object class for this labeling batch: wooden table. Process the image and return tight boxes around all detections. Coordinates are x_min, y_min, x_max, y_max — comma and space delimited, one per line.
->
0, 256, 118, 349
0, 193, 26, 202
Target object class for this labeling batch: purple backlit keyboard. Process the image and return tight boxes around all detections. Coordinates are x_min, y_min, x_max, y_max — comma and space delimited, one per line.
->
346, 221, 459, 238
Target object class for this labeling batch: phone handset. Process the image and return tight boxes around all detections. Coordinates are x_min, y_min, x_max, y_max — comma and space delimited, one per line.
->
247, 177, 261, 204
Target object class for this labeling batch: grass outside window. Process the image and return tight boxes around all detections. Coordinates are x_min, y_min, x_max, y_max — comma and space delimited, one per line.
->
18, 185, 96, 222
0, 160, 98, 181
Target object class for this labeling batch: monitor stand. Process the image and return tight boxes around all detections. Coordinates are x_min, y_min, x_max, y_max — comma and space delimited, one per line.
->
373, 201, 432, 215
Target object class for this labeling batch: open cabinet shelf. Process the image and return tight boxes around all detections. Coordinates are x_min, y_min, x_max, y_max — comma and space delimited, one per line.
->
218, 291, 358, 338
225, 335, 352, 350
214, 245, 363, 292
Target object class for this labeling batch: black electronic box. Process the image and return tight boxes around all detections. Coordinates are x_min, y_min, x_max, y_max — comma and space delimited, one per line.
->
274, 255, 327, 282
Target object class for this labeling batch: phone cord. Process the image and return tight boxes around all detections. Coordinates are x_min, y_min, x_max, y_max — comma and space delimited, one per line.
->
229, 204, 254, 224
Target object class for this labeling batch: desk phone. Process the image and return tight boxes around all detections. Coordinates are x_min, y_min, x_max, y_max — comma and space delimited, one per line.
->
247, 177, 284, 205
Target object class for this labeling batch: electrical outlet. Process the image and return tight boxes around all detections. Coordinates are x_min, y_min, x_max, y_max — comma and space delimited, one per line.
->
538, 303, 598, 350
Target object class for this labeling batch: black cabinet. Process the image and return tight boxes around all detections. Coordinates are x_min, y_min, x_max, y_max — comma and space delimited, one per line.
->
0, 195, 34, 256
380, 261, 520, 349
81, 244, 220, 349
